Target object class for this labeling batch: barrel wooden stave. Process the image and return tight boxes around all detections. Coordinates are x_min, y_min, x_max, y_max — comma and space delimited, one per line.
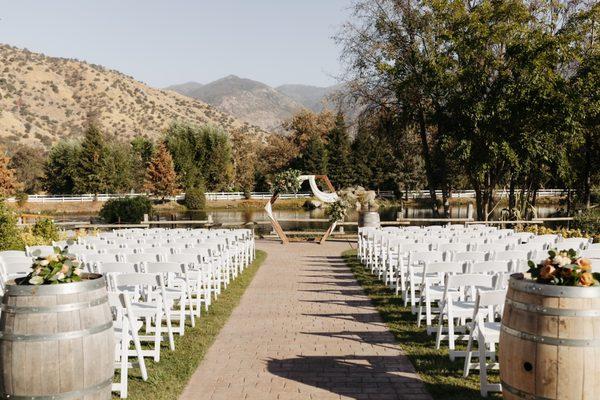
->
0, 277, 114, 400
500, 278, 600, 400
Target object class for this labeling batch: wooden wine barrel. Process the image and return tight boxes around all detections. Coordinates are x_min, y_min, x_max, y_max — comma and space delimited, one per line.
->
358, 211, 380, 228
0, 274, 114, 399
499, 273, 600, 400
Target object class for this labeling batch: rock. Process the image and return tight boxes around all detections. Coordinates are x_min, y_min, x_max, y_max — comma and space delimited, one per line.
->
303, 200, 322, 210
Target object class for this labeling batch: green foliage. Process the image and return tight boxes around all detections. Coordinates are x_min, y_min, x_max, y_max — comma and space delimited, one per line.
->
31, 218, 60, 242
325, 199, 348, 223
0, 202, 23, 250
44, 140, 80, 194
8, 145, 46, 194
572, 208, 600, 235
271, 169, 302, 194
299, 135, 327, 175
165, 122, 233, 191
184, 186, 206, 210
15, 192, 28, 207
73, 125, 109, 193
325, 113, 353, 189
103, 141, 136, 193
99, 196, 153, 223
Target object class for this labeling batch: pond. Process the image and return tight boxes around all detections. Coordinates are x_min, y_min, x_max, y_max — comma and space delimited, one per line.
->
51, 203, 563, 235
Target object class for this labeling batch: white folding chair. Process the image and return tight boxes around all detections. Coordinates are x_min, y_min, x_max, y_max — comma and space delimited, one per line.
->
463, 289, 506, 397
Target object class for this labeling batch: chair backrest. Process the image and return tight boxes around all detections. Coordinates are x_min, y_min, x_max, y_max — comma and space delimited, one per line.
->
83, 253, 119, 264
580, 248, 600, 260
409, 251, 444, 265
125, 253, 161, 264
492, 250, 529, 262
398, 243, 431, 253
451, 251, 488, 263
143, 261, 185, 274
165, 253, 200, 265
469, 260, 512, 274
476, 243, 511, 253
477, 289, 507, 307
438, 243, 468, 253
96, 262, 138, 274
424, 261, 465, 276
1, 259, 32, 277
0, 250, 27, 258
101, 247, 137, 255
555, 238, 592, 251
26, 245, 56, 258
446, 273, 495, 290
112, 272, 162, 288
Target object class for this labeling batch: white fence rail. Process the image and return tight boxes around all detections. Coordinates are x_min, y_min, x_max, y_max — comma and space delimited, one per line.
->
5, 189, 567, 203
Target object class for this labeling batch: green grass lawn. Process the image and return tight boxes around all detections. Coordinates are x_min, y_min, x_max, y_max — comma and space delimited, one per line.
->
342, 250, 500, 400
118, 250, 267, 400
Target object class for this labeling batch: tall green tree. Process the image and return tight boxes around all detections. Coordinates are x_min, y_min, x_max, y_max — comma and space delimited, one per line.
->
9, 144, 45, 194
44, 140, 81, 194
325, 113, 353, 189
131, 136, 155, 191
73, 125, 108, 193
165, 122, 233, 191
300, 134, 327, 175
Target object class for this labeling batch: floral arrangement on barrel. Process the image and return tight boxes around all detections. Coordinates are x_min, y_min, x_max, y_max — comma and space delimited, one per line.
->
270, 169, 302, 195
17, 247, 83, 285
527, 249, 599, 287
326, 186, 379, 223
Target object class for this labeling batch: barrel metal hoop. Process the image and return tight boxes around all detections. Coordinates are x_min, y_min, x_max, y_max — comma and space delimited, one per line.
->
0, 321, 113, 342
505, 297, 600, 317
501, 324, 600, 347
509, 274, 600, 298
500, 379, 553, 400
1, 296, 108, 314
1, 377, 112, 399
5, 275, 105, 296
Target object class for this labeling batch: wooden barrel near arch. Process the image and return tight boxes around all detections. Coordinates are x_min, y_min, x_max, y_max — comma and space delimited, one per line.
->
0, 274, 114, 399
499, 273, 600, 400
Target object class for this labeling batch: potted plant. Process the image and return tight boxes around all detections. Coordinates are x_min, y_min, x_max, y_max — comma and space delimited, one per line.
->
1, 247, 114, 400
499, 249, 600, 400
338, 186, 380, 228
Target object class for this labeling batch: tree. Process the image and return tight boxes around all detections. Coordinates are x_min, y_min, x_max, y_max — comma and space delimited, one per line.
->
131, 135, 155, 191
0, 147, 22, 196
325, 112, 353, 189
144, 142, 179, 198
44, 140, 81, 194
300, 134, 327, 175
73, 125, 108, 193
283, 109, 336, 150
8, 145, 45, 194
103, 140, 135, 193
351, 125, 373, 188
164, 122, 233, 191
231, 129, 260, 194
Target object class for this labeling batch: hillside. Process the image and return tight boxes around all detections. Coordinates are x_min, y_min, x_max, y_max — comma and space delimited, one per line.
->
276, 84, 339, 112
168, 75, 305, 131
0, 45, 265, 147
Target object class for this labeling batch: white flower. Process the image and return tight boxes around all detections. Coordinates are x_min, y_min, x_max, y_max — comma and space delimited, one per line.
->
29, 276, 44, 285
554, 255, 571, 267
39, 259, 49, 266
73, 268, 82, 276
55, 272, 66, 281
46, 254, 59, 262
71, 259, 80, 267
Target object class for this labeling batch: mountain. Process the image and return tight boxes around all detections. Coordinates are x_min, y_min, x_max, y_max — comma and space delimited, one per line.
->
167, 76, 343, 131
276, 84, 339, 112
167, 75, 305, 131
0, 45, 265, 147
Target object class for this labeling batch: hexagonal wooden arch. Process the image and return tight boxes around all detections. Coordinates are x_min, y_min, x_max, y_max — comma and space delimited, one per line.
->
264, 175, 337, 244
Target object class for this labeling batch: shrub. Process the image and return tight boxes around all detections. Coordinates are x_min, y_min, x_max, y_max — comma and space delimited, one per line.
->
32, 218, 60, 242
0, 202, 24, 250
15, 192, 28, 207
100, 196, 153, 223
572, 208, 600, 235
184, 186, 206, 210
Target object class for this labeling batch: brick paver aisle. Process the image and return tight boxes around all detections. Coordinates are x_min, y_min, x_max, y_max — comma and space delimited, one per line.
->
180, 240, 431, 400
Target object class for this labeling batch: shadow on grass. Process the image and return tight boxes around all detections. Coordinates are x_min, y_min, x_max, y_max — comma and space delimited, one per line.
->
118, 250, 267, 400
341, 250, 501, 400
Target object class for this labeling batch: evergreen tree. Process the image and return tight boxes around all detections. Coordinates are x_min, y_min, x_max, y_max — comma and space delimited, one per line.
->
300, 134, 327, 175
73, 125, 108, 193
103, 141, 135, 193
0, 147, 22, 196
350, 126, 373, 187
325, 112, 353, 189
44, 140, 81, 194
131, 136, 155, 191
8, 145, 45, 194
144, 142, 179, 198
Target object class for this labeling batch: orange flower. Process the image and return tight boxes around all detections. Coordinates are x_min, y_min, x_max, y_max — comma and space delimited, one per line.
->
576, 258, 592, 272
539, 264, 556, 280
579, 272, 594, 287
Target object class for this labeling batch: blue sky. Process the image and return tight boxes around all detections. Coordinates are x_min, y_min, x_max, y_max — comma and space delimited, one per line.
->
0, 0, 351, 88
